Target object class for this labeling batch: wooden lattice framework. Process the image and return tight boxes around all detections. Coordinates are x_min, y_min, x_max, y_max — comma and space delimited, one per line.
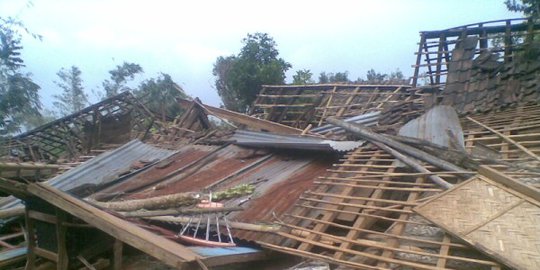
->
2, 92, 155, 162
412, 18, 540, 87
251, 84, 416, 129
260, 146, 502, 269
461, 103, 540, 163
259, 103, 540, 269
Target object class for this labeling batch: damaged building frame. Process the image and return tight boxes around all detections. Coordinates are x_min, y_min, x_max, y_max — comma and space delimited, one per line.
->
0, 17, 538, 270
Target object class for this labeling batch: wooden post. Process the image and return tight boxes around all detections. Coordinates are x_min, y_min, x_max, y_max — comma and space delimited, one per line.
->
113, 239, 123, 270
56, 209, 68, 270
24, 209, 36, 270
412, 35, 426, 87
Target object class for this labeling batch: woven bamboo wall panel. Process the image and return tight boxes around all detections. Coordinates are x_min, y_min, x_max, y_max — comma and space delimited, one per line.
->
415, 175, 540, 270
467, 201, 540, 270
414, 179, 521, 234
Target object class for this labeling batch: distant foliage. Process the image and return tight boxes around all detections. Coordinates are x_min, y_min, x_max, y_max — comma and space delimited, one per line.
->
358, 68, 406, 84
213, 33, 291, 112
292, 69, 314, 84
213, 56, 240, 111
135, 73, 189, 121
22, 109, 57, 130
318, 71, 350, 83
505, 0, 540, 18
0, 17, 42, 135
102, 62, 143, 98
53, 66, 88, 115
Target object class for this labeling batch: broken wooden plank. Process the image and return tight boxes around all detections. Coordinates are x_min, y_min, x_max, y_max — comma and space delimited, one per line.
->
479, 165, 540, 201
26, 183, 199, 268
193, 100, 306, 135
0, 206, 25, 219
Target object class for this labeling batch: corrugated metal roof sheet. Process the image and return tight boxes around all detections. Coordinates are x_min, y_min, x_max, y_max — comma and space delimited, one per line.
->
91, 144, 220, 200
0, 139, 175, 210
398, 105, 465, 149
94, 144, 336, 243
231, 130, 363, 152
311, 111, 380, 135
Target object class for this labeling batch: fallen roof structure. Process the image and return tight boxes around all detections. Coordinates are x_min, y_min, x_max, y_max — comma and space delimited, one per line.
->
251, 84, 421, 131
0, 18, 539, 270
1, 92, 155, 162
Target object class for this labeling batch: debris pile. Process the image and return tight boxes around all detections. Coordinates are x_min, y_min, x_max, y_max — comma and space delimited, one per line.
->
0, 18, 538, 270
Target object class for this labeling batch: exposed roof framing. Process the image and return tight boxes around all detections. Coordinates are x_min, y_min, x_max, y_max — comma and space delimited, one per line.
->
251, 84, 414, 129
412, 18, 540, 87
260, 145, 502, 269
3, 92, 155, 162
462, 103, 540, 163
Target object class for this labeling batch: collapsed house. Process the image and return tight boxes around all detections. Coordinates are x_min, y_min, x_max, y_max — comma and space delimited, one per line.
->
0, 18, 538, 270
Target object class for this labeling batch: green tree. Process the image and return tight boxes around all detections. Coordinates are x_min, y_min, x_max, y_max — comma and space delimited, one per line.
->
292, 69, 314, 84
318, 72, 329, 83
102, 62, 143, 98
505, 0, 540, 18
0, 17, 41, 135
135, 73, 189, 121
366, 69, 387, 83
318, 71, 350, 83
361, 68, 407, 84
389, 69, 404, 81
53, 66, 88, 115
213, 33, 291, 112
213, 56, 241, 111
22, 109, 57, 130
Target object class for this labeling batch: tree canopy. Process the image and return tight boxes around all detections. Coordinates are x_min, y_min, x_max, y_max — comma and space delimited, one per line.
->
0, 17, 42, 135
293, 69, 314, 84
53, 66, 88, 115
363, 68, 405, 84
102, 62, 143, 98
318, 71, 350, 83
505, 0, 540, 18
213, 33, 291, 112
135, 73, 189, 121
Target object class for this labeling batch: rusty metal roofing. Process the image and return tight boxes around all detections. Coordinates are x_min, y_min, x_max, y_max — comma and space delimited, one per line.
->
92, 143, 337, 243
91, 144, 221, 200
0, 139, 175, 210
230, 130, 363, 152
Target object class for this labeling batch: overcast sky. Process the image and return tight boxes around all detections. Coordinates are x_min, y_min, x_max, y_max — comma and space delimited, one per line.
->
1, 0, 518, 109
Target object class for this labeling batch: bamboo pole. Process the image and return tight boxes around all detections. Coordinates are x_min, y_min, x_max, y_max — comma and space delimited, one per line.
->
326, 118, 467, 182
87, 192, 199, 212
123, 206, 244, 218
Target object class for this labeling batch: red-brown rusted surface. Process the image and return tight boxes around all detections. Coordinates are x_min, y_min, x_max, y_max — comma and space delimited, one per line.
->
113, 145, 268, 199
232, 158, 331, 222
96, 143, 337, 243
91, 145, 218, 200
228, 157, 333, 242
